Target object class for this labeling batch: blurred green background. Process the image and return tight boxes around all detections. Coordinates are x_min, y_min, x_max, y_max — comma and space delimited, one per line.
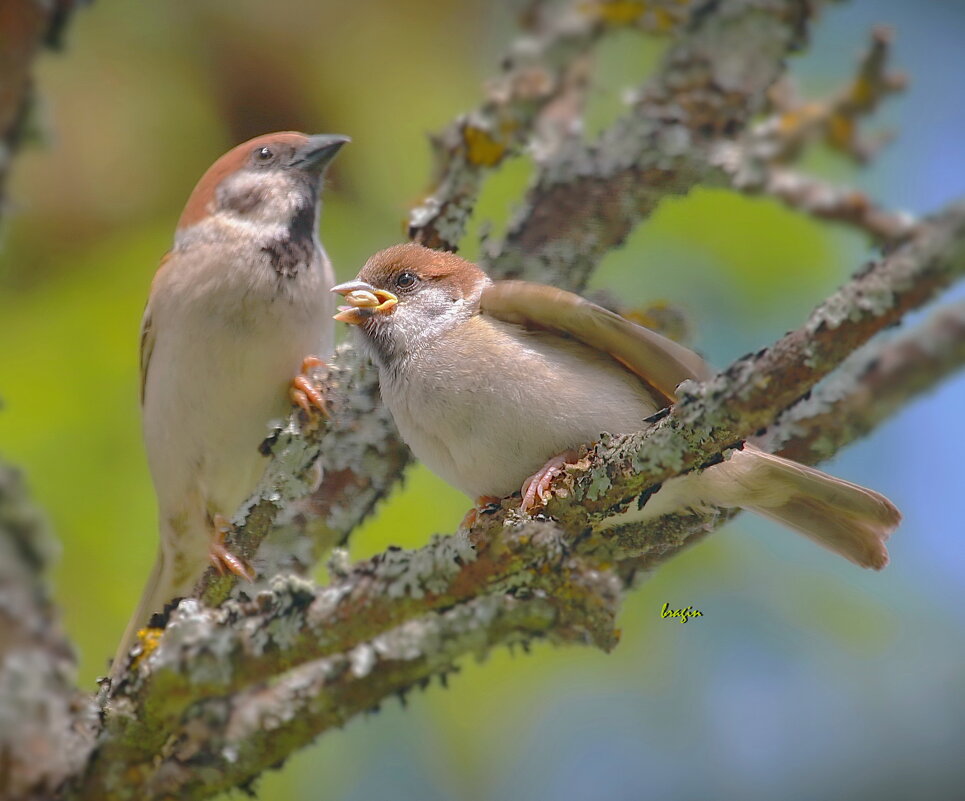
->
1, 1, 963, 799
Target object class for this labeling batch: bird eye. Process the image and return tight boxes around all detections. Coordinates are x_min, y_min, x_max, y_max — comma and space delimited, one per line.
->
254, 146, 275, 162
395, 271, 418, 290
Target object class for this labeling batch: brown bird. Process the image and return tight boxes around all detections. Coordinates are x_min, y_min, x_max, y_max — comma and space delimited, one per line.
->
333, 243, 900, 569
111, 132, 348, 677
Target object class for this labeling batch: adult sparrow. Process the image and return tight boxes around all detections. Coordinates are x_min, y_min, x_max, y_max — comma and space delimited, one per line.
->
333, 243, 899, 569
111, 131, 348, 676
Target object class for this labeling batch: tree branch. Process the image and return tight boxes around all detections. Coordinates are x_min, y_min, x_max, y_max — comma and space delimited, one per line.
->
551, 201, 965, 521
73, 197, 965, 800
407, 0, 693, 252
761, 297, 965, 465
481, 0, 822, 287
0, 462, 95, 800
0, 5, 92, 800
718, 156, 918, 243
200, 0, 843, 602
4, 1, 963, 798
752, 25, 907, 166
0, 0, 83, 223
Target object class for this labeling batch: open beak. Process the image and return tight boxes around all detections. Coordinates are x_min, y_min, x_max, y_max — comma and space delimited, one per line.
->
331, 280, 399, 325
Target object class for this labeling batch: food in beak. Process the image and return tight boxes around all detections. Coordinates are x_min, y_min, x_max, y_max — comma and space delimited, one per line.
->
333, 287, 398, 324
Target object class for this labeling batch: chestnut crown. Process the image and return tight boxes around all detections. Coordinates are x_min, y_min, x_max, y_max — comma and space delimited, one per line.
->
355, 243, 488, 299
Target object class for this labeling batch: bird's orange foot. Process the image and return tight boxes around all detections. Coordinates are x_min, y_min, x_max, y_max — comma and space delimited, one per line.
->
520, 451, 578, 514
289, 355, 329, 417
209, 515, 255, 581
461, 495, 502, 529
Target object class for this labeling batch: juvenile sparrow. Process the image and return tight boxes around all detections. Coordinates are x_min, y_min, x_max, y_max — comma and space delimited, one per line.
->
333, 243, 900, 569
112, 131, 348, 676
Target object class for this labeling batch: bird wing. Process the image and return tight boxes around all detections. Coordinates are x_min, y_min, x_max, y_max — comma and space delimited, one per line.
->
139, 251, 173, 406
139, 307, 155, 406
479, 280, 713, 403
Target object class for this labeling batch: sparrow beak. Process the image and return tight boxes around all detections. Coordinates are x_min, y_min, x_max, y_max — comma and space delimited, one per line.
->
331, 280, 399, 324
292, 134, 351, 172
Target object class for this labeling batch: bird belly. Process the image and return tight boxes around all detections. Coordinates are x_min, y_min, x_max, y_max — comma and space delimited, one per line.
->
382, 324, 662, 500
142, 289, 325, 541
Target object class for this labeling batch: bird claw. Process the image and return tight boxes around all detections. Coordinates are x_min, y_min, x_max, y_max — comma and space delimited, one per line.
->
289, 355, 329, 418
520, 451, 577, 514
461, 496, 502, 528
209, 515, 254, 581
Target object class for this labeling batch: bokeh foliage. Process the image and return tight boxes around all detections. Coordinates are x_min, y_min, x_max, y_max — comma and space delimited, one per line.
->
1, 1, 963, 799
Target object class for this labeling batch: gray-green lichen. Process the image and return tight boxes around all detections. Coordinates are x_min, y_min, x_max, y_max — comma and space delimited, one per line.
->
25, 2, 965, 798
0, 461, 96, 799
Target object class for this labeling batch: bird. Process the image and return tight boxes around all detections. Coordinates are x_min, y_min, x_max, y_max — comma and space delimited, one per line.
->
111, 131, 348, 677
332, 243, 900, 570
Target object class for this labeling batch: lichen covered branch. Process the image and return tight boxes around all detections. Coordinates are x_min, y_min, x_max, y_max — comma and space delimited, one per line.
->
752, 26, 907, 165
0, 462, 96, 801
76, 198, 965, 801
762, 297, 965, 465
196, 345, 408, 607
407, 0, 602, 251
76, 536, 621, 800
717, 25, 912, 243
717, 153, 918, 243
481, 0, 821, 287
5, 1, 965, 799
557, 201, 965, 519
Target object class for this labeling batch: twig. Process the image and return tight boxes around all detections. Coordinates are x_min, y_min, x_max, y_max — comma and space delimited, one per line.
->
761, 298, 965, 465
481, 0, 822, 288
406, 0, 685, 251
76, 199, 965, 801
4, 1, 963, 798
715, 150, 918, 244
553, 201, 965, 520
753, 26, 907, 165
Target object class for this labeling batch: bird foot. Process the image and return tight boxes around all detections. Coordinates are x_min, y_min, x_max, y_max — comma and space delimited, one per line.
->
289, 356, 329, 417
461, 496, 502, 528
520, 451, 578, 514
209, 515, 254, 581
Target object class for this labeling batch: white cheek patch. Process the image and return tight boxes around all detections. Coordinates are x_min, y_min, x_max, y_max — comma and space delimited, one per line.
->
218, 170, 306, 229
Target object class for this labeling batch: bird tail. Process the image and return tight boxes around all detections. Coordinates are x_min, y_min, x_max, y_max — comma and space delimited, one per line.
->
110, 538, 201, 679
640, 445, 900, 569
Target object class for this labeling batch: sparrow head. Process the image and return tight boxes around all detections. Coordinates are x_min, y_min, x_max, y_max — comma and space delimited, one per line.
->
175, 131, 349, 244
332, 243, 491, 364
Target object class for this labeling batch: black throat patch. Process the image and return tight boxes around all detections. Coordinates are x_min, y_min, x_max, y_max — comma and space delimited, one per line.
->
262, 203, 318, 279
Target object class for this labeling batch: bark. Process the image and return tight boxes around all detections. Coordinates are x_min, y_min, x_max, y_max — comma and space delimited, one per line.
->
0, 463, 97, 800
72, 220, 965, 797
0, 1, 961, 799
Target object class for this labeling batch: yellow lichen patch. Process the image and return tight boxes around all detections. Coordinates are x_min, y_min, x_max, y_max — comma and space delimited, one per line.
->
827, 113, 855, 150
583, 0, 646, 26
777, 102, 822, 136
623, 300, 692, 345
131, 626, 164, 668
652, 7, 675, 32
462, 125, 507, 167
849, 75, 876, 109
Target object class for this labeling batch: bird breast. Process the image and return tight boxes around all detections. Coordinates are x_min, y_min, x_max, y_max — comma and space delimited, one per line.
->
142, 241, 331, 521
379, 315, 664, 499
